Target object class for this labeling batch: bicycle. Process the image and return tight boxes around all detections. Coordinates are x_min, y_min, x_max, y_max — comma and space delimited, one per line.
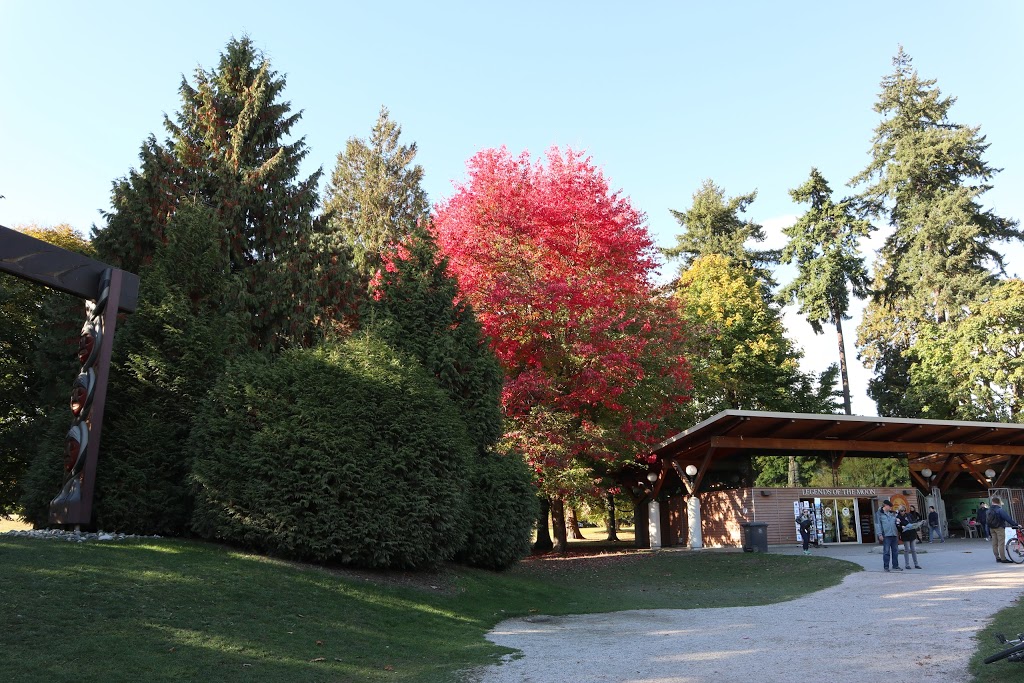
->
1006, 526, 1024, 564
984, 632, 1024, 664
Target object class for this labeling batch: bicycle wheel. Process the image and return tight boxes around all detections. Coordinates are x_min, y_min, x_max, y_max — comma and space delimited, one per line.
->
984, 640, 1024, 664
1007, 538, 1024, 564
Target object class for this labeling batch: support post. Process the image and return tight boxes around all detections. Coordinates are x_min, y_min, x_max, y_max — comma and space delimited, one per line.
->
648, 500, 662, 549
687, 495, 703, 549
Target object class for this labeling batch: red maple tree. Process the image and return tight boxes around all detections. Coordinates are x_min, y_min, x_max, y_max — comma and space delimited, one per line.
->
432, 147, 691, 489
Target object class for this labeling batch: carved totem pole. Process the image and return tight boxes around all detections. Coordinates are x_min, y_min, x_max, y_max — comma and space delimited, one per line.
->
0, 225, 139, 526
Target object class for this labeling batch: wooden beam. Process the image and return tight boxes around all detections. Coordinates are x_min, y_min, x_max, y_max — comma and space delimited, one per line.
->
691, 448, 715, 493
995, 455, 1022, 487
0, 225, 139, 312
709, 435, 1024, 457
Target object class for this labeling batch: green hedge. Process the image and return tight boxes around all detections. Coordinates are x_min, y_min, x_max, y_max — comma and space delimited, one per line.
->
188, 335, 473, 570
456, 450, 538, 569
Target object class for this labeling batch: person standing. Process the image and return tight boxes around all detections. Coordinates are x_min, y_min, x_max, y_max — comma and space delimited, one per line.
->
988, 496, 1019, 564
876, 500, 901, 572
927, 505, 944, 543
897, 506, 922, 569
978, 501, 990, 540
906, 504, 924, 542
796, 510, 813, 556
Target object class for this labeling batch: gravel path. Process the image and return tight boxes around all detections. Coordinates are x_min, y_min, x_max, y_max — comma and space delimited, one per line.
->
467, 540, 1024, 683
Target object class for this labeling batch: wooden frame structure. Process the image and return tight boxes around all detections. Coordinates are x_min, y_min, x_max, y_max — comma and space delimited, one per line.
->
1, 224, 139, 525
647, 410, 1024, 498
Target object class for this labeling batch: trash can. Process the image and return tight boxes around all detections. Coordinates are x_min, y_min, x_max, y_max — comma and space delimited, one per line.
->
740, 521, 769, 552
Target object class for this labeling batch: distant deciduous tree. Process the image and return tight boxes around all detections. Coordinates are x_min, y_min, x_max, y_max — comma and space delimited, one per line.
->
676, 254, 838, 420
906, 280, 1024, 422
433, 147, 692, 549
0, 225, 90, 517
673, 254, 840, 487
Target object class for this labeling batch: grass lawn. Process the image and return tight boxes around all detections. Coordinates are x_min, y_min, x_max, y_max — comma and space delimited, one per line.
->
1, 534, 859, 682
969, 597, 1024, 683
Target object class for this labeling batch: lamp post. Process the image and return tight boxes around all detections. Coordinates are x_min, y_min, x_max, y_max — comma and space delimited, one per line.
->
683, 464, 702, 550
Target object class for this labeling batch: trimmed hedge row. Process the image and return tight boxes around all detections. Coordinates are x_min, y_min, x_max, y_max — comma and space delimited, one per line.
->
188, 335, 475, 570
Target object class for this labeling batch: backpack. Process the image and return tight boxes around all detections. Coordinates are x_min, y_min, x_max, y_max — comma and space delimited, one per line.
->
988, 507, 1003, 528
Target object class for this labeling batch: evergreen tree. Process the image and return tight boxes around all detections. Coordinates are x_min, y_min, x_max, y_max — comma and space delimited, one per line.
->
366, 223, 504, 454
906, 280, 1024, 422
93, 36, 336, 351
852, 47, 1020, 319
779, 168, 873, 414
92, 204, 244, 534
851, 47, 1022, 415
323, 107, 430, 281
664, 179, 779, 289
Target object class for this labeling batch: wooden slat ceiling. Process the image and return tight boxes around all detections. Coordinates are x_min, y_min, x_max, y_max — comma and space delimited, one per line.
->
649, 410, 1024, 494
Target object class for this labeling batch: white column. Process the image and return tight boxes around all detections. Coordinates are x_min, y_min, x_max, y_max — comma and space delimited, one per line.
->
687, 495, 703, 549
648, 500, 662, 549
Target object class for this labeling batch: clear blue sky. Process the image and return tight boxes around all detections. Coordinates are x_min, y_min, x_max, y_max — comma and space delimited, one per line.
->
3, 1, 1023, 416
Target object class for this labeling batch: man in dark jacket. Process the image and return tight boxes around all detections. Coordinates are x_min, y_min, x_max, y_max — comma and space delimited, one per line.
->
978, 502, 990, 540
988, 497, 1019, 563
927, 506, 944, 543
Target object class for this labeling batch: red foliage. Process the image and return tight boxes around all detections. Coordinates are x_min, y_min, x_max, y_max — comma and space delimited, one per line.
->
432, 147, 690, 483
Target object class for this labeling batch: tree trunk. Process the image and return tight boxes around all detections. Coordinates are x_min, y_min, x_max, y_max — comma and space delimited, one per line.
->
566, 506, 586, 540
835, 313, 852, 415
788, 455, 798, 487
605, 492, 619, 541
533, 496, 553, 552
633, 497, 650, 548
550, 498, 567, 553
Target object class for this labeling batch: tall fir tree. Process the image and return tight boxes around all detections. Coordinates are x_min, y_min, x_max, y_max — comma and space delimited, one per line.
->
323, 107, 430, 282
664, 179, 779, 289
851, 47, 1022, 416
93, 36, 338, 351
851, 46, 1020, 320
779, 168, 873, 415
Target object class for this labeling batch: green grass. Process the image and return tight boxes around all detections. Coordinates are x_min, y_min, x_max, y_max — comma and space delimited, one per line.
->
969, 595, 1024, 682
0, 536, 859, 682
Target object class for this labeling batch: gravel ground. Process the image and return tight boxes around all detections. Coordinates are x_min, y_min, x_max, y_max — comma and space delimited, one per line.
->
466, 539, 1024, 683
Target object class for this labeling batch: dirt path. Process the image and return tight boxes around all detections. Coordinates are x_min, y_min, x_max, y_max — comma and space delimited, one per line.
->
468, 540, 1023, 682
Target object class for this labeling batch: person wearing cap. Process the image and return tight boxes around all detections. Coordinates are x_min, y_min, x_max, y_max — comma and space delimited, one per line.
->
875, 499, 902, 572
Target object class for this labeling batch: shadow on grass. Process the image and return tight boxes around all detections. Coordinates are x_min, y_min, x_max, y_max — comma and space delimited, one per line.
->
0, 535, 859, 683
